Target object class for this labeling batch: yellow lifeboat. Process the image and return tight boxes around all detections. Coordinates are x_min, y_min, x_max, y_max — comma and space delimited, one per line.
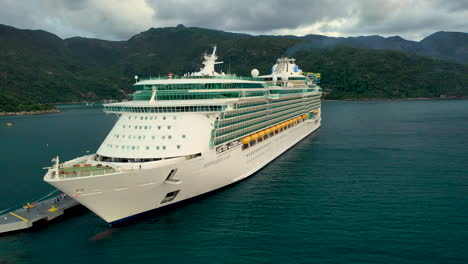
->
314, 109, 320, 114
251, 134, 259, 141
258, 131, 265, 138
242, 136, 251, 145
264, 128, 271, 135
6, 122, 13, 126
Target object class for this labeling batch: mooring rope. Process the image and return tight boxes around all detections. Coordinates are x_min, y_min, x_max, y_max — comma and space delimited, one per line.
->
0, 189, 60, 215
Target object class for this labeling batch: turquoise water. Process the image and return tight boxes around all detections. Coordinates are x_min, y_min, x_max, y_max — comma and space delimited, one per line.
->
0, 100, 467, 263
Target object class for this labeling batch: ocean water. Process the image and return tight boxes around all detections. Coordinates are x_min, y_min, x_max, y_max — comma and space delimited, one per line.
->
0, 100, 467, 264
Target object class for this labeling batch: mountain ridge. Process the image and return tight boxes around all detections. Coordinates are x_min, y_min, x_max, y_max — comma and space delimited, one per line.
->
0, 24, 467, 112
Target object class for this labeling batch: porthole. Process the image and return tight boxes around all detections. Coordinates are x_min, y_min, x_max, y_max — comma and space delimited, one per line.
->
156, 146, 160, 150
132, 146, 135, 150
144, 126, 148, 129
162, 146, 166, 150
168, 126, 171, 129
128, 117, 131, 120
168, 135, 172, 139
134, 126, 137, 129
152, 136, 155, 140
145, 146, 149, 150
177, 145, 181, 149
162, 136, 166, 139
145, 117, 148, 120
141, 117, 143, 120
121, 146, 125, 150
150, 117, 153, 120
139, 126, 142, 129
158, 126, 161, 129
123, 125, 126, 128
182, 135, 186, 139
163, 116, 166, 120
138, 136, 141, 139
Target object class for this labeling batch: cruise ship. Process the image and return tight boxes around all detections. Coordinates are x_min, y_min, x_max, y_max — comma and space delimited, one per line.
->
44, 47, 323, 224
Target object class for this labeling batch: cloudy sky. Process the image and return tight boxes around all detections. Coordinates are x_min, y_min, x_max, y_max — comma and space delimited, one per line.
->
1, 0, 467, 41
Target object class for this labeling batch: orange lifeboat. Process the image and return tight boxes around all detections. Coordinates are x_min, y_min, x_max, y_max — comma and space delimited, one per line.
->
251, 134, 259, 141
264, 128, 271, 134
258, 131, 265, 138
242, 136, 251, 145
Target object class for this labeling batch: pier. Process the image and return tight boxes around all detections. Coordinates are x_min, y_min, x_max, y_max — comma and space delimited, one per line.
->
0, 193, 79, 234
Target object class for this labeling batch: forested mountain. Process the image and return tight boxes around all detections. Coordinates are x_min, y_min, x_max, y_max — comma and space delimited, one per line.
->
288, 31, 468, 64
0, 24, 467, 112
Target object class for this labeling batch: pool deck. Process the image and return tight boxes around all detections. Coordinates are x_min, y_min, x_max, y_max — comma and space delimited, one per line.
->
0, 194, 79, 235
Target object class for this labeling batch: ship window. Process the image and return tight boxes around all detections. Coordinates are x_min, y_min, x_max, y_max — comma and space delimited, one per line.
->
134, 126, 137, 129
141, 117, 143, 120
182, 135, 186, 138
152, 136, 155, 140
145, 117, 148, 120
161, 190, 180, 204
132, 146, 135, 150
163, 146, 166, 150
173, 116, 177, 120
138, 136, 141, 139
163, 116, 166, 120
128, 117, 131, 120
145, 146, 149, 150
168, 126, 171, 129
156, 146, 160, 150
177, 145, 181, 149
158, 126, 161, 129
123, 125, 126, 128
123, 135, 126, 138
162, 136, 166, 139
139, 126, 142, 129
144, 126, 148, 129
126, 146, 130, 150
168, 135, 172, 139
150, 117, 153, 120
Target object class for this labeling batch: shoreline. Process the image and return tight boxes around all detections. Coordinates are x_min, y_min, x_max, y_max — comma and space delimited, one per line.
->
0, 109, 60, 117
324, 96, 468, 102
1, 97, 466, 116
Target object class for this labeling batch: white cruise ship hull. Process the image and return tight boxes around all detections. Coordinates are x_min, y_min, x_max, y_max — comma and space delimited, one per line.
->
46, 117, 321, 224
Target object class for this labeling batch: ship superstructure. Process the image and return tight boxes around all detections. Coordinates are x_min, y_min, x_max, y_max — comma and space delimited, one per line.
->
44, 47, 322, 224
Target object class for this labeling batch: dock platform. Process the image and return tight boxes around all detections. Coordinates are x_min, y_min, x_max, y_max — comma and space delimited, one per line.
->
0, 194, 79, 234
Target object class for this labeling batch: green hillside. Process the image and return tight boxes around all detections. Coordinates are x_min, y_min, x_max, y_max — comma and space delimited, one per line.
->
0, 24, 467, 112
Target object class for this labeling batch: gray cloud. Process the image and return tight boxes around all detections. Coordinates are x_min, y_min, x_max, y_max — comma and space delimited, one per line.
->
0, 0, 466, 41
